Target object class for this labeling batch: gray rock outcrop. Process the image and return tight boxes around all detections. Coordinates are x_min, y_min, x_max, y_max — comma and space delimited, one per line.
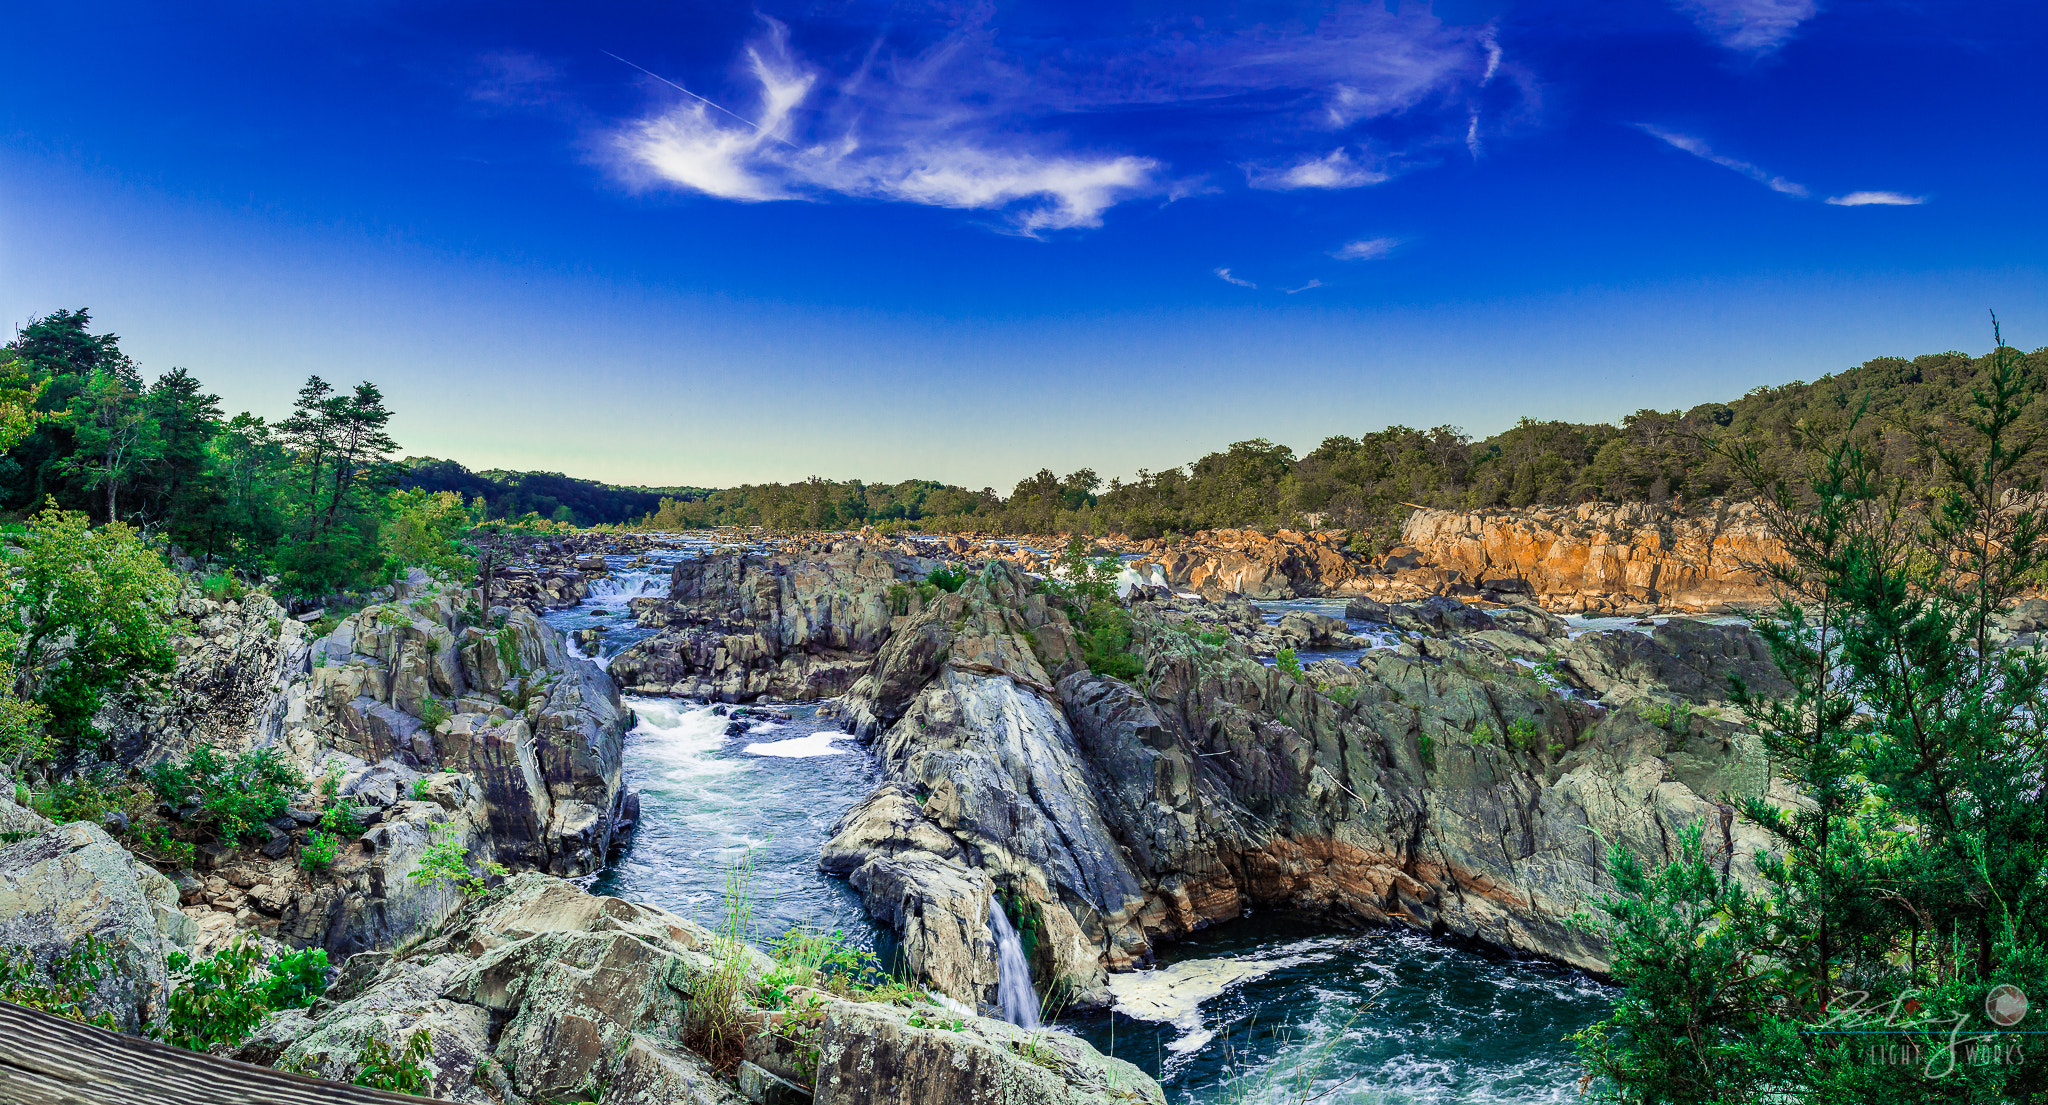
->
0, 821, 196, 1032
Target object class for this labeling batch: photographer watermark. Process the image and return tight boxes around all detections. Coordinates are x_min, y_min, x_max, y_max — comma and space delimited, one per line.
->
1810, 985, 2034, 1077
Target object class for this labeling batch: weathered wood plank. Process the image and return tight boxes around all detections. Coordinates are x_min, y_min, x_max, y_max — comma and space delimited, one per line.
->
0, 1000, 435, 1105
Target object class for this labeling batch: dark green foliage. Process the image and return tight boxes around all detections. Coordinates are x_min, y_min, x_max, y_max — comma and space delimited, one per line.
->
353, 1030, 433, 1093
1577, 327, 2048, 1103
1416, 731, 1435, 769
399, 457, 664, 526
630, 343, 2048, 541
261, 947, 330, 1011
161, 938, 328, 1051
145, 744, 304, 844
925, 563, 971, 593
0, 932, 121, 1029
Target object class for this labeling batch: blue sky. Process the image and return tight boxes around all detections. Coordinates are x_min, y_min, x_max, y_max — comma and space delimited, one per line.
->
2, 1, 2041, 489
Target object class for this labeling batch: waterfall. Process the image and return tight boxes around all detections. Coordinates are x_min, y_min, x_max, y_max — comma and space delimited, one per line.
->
990, 899, 1040, 1029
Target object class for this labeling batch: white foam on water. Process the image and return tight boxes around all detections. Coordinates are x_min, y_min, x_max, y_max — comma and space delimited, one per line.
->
742, 732, 850, 758
1107, 946, 1333, 1054
625, 698, 748, 782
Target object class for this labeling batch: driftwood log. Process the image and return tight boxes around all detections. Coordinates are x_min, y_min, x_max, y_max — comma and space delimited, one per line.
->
0, 999, 433, 1105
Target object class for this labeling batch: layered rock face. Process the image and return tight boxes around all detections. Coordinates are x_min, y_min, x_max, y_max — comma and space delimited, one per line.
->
1129, 529, 1367, 600
611, 543, 921, 701
82, 574, 635, 964
1398, 501, 1783, 613
819, 556, 1789, 1012
230, 872, 1159, 1105
103, 589, 310, 766
298, 590, 634, 878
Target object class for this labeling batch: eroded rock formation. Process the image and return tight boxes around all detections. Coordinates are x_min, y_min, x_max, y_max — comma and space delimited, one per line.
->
1397, 501, 1783, 613
611, 542, 924, 701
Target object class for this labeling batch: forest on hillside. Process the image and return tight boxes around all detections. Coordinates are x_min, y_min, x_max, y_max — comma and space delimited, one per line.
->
0, 310, 554, 598
632, 343, 2048, 546
395, 459, 678, 528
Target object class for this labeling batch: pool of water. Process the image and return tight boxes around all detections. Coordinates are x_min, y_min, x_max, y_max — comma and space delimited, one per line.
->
1071, 917, 1612, 1105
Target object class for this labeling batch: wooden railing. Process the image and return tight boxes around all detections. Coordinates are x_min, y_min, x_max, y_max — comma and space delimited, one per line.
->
0, 1000, 434, 1105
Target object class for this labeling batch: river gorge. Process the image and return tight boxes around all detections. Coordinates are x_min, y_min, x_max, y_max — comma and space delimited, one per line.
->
528, 526, 1770, 1104
0, 509, 1823, 1104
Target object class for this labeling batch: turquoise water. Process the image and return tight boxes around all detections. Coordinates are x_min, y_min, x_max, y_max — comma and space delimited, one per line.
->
1072, 917, 1612, 1104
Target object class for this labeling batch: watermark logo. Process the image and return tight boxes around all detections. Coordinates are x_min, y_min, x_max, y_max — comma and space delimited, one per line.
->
1816, 986, 2032, 1078
1987, 985, 2029, 1028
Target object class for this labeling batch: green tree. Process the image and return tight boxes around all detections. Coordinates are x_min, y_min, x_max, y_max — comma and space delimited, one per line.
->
382, 488, 475, 580
138, 367, 221, 523
5, 503, 179, 751
1577, 325, 2048, 1103
58, 361, 157, 523
0, 349, 48, 455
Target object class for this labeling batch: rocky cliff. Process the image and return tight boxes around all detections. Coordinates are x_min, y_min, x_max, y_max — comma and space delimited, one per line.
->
611, 542, 925, 702
1396, 501, 1782, 613
817, 557, 1790, 1015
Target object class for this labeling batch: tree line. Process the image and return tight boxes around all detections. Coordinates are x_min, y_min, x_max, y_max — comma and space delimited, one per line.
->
633, 345, 2048, 549
0, 309, 490, 597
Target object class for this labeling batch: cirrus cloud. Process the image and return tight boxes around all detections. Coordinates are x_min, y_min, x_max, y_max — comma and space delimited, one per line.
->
1333, 237, 1399, 261
608, 5, 1514, 234
1826, 191, 1925, 206
1672, 0, 1820, 56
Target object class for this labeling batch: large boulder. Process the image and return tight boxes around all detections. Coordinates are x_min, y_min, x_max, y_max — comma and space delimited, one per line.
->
1560, 620, 1792, 706
0, 822, 194, 1032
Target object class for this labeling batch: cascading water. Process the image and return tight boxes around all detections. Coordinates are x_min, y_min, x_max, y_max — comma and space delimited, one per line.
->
990, 899, 1040, 1029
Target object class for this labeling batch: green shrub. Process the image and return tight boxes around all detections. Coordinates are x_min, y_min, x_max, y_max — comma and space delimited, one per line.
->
1506, 717, 1544, 752
407, 838, 506, 898
1317, 681, 1358, 707
1417, 732, 1436, 769
319, 802, 366, 837
0, 932, 120, 1029
925, 564, 971, 593
299, 830, 339, 873
160, 938, 328, 1051
198, 573, 246, 602
410, 777, 431, 801
1639, 701, 1695, 731
131, 824, 196, 867
416, 696, 451, 730
886, 582, 912, 617
31, 765, 142, 824
1274, 648, 1304, 683
354, 1029, 433, 1093
145, 744, 303, 843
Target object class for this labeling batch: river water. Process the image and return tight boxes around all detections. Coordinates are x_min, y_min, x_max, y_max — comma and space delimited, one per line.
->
544, 544, 1612, 1103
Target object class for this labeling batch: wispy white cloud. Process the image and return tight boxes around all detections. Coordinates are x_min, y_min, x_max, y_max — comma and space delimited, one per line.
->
1215, 268, 1257, 288
1332, 237, 1399, 261
469, 52, 564, 107
1284, 279, 1325, 294
1246, 149, 1388, 191
1672, 0, 1820, 56
1636, 124, 1808, 197
1826, 191, 1925, 206
609, 4, 1512, 232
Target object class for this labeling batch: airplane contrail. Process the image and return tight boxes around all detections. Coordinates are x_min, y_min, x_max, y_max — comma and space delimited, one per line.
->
601, 50, 795, 146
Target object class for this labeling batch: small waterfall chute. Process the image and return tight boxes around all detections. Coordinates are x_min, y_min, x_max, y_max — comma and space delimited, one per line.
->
989, 898, 1040, 1029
